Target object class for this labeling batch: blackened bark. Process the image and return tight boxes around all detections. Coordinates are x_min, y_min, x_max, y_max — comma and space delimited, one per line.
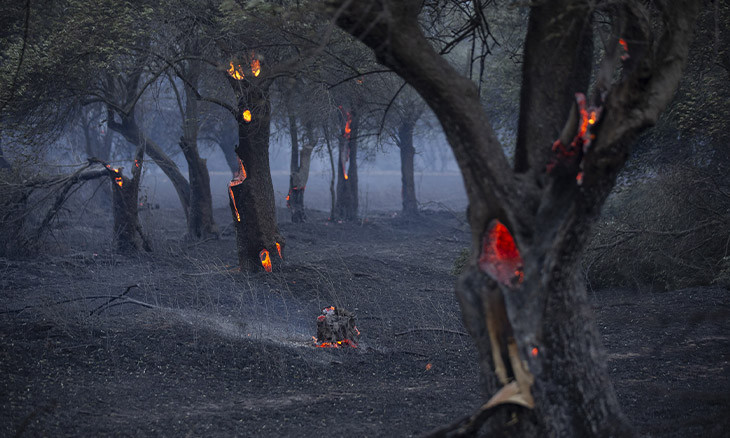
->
230, 84, 285, 271
180, 62, 218, 239
329, 0, 700, 436
514, 0, 594, 175
335, 110, 359, 221
397, 120, 418, 216
287, 116, 316, 223
108, 149, 150, 254
0, 140, 11, 169
324, 124, 336, 220
219, 141, 241, 176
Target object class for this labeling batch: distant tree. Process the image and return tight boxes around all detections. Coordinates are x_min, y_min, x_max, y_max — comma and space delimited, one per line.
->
328, 0, 700, 436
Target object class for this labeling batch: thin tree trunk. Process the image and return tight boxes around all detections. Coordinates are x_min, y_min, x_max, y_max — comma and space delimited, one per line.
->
335, 109, 359, 221
324, 124, 336, 221
398, 120, 418, 216
179, 62, 218, 239
287, 116, 316, 223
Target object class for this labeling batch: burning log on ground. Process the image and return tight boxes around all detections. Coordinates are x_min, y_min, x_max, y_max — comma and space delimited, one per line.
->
313, 306, 360, 348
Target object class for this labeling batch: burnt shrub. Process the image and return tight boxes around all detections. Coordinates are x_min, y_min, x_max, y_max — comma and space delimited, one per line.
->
584, 162, 729, 291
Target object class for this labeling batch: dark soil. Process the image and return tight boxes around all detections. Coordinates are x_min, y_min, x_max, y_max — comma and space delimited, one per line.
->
1, 206, 728, 437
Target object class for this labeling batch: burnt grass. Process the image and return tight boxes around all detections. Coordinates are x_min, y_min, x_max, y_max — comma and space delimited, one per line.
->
1, 206, 728, 437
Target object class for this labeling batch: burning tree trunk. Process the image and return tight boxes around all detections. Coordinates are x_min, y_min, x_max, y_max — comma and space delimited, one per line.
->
397, 119, 418, 216
286, 115, 316, 223
335, 108, 359, 221
329, 0, 699, 436
228, 80, 285, 272
96, 151, 150, 253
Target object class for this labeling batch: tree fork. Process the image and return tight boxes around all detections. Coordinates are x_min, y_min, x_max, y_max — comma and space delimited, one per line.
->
327, 0, 700, 435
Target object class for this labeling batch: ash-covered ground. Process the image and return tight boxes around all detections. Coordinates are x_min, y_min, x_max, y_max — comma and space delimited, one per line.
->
1, 205, 728, 437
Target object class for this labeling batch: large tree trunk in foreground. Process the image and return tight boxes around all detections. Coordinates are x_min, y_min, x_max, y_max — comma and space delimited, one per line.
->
397, 120, 418, 216
229, 83, 285, 272
335, 109, 359, 221
330, 0, 699, 436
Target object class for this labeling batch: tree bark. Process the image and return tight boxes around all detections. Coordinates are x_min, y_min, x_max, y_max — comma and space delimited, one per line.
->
335, 109, 359, 221
397, 119, 418, 216
229, 82, 285, 271
179, 61, 218, 239
329, 0, 700, 435
287, 115, 316, 223
106, 149, 150, 254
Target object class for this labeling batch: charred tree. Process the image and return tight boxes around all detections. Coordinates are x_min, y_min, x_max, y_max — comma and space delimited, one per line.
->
287, 114, 316, 223
178, 59, 218, 239
397, 119, 418, 216
329, 0, 700, 436
227, 69, 285, 272
323, 124, 337, 221
92, 153, 150, 254
335, 108, 359, 221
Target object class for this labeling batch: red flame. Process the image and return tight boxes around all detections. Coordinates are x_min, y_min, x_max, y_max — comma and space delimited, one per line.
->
478, 220, 524, 286
275, 242, 282, 259
259, 249, 272, 272
228, 158, 247, 222
114, 176, 123, 188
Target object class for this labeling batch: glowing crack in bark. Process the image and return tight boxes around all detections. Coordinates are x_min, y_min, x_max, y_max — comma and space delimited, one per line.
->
228, 158, 247, 222
478, 220, 524, 287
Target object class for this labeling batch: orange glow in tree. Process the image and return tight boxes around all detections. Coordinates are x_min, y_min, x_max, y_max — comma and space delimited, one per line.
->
478, 220, 524, 286
228, 158, 247, 222
259, 249, 272, 272
227, 62, 245, 80
242, 110, 252, 123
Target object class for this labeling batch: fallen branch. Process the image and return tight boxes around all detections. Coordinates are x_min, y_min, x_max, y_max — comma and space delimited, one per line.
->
394, 328, 469, 337
89, 284, 139, 315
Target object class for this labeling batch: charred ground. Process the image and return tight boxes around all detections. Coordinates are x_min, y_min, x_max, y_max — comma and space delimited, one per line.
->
1, 207, 728, 437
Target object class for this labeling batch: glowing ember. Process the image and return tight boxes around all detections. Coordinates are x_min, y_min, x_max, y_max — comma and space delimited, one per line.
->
314, 306, 359, 348
425, 363, 433, 371
228, 158, 247, 222
343, 112, 352, 139
478, 220, 524, 287
242, 110, 252, 123
114, 176, 123, 188
250, 57, 261, 77
259, 249, 272, 272
228, 62, 245, 80
275, 242, 282, 259
134, 159, 140, 168
531, 347, 539, 357
618, 38, 630, 61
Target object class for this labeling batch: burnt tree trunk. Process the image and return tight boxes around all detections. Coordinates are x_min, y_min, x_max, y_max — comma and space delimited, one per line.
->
287, 115, 316, 223
229, 82, 285, 272
335, 109, 359, 221
331, 0, 699, 436
324, 124, 336, 220
107, 148, 150, 253
179, 61, 218, 239
397, 119, 418, 216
